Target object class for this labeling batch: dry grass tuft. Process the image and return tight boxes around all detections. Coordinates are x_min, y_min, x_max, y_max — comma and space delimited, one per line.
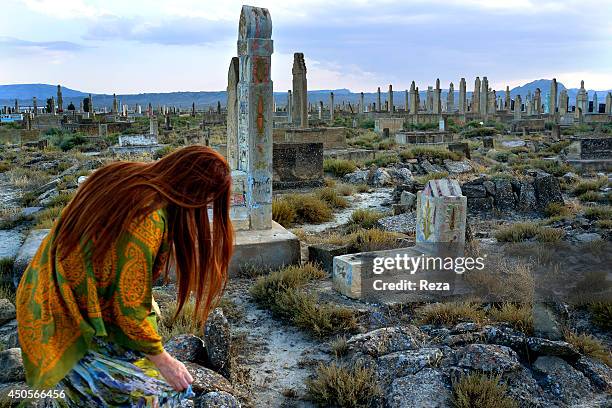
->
330, 336, 349, 358
349, 208, 384, 229
415, 172, 450, 185
573, 177, 607, 196
306, 362, 381, 408
272, 198, 296, 228
465, 259, 534, 304
589, 302, 612, 331
565, 331, 611, 366
494, 223, 563, 243
317, 187, 350, 209
336, 183, 355, 196
157, 297, 202, 342
417, 302, 485, 326
489, 303, 534, 335
323, 159, 358, 177
452, 373, 518, 408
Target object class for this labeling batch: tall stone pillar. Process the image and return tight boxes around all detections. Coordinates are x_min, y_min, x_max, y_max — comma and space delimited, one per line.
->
505, 86, 511, 113
57, 85, 63, 113
226, 57, 239, 170
447, 82, 454, 112
329, 92, 334, 122
89, 93, 94, 115
360, 92, 365, 114
376, 87, 381, 112
488, 89, 496, 114
592, 93, 598, 113
388, 84, 393, 112
514, 95, 522, 120
287, 90, 292, 123
576, 80, 587, 114
409, 81, 418, 114
319, 101, 323, 119
605, 92, 612, 115
534, 88, 542, 114
32, 97, 37, 115
112, 93, 118, 113
550, 78, 558, 114
292, 52, 308, 127
473, 77, 481, 114
426, 86, 433, 113
458, 78, 466, 114
14, 99, 19, 113
236, 5, 274, 230
559, 89, 569, 113
480, 77, 489, 116
433, 79, 441, 114
404, 90, 409, 112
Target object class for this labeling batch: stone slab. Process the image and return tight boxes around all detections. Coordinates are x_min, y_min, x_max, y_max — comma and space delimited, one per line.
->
229, 221, 300, 276
12, 229, 50, 288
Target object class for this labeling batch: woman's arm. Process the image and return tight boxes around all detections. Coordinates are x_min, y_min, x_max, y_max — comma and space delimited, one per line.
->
145, 350, 194, 391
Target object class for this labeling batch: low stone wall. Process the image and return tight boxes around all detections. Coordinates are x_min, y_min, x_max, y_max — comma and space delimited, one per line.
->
273, 142, 324, 189
511, 118, 546, 132
273, 127, 347, 149
374, 118, 404, 134
395, 131, 454, 145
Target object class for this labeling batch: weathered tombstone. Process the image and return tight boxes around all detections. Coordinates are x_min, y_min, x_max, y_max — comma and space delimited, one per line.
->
377, 87, 381, 111
438, 117, 446, 131
447, 82, 454, 112
388, 84, 393, 112
226, 57, 239, 169
292, 53, 308, 128
149, 116, 158, 136
98, 124, 108, 138
416, 179, 467, 245
448, 142, 470, 159
433, 79, 441, 114
483, 137, 494, 149
329, 92, 334, 123
473, 77, 481, 114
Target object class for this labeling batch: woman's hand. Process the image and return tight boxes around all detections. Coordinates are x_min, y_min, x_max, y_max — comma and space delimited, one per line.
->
146, 350, 194, 391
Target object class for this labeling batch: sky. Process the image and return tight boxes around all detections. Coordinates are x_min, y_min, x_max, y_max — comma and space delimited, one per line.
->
1, 0, 611, 94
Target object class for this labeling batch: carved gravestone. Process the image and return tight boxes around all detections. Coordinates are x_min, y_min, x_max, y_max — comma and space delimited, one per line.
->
416, 179, 467, 245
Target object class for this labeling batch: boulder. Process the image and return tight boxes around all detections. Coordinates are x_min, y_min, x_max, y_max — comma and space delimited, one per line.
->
457, 344, 521, 374
493, 179, 516, 211
387, 369, 452, 408
165, 334, 206, 363
526, 338, 579, 359
377, 348, 443, 383
204, 308, 231, 379
516, 181, 537, 212
183, 362, 234, 395
533, 356, 593, 405
444, 160, 472, 174
399, 191, 416, 208
461, 184, 487, 198
574, 232, 602, 243
0, 299, 16, 325
343, 170, 369, 184
12, 229, 50, 288
388, 167, 413, 184
37, 189, 58, 206
0, 320, 19, 349
195, 391, 241, 408
367, 167, 392, 187
574, 356, 612, 392
347, 326, 427, 358
420, 160, 446, 174
0, 348, 25, 383
534, 175, 563, 209
482, 180, 496, 196
467, 197, 493, 213
503, 366, 547, 408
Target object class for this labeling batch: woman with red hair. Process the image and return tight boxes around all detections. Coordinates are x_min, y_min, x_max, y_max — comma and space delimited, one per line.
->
16, 146, 234, 406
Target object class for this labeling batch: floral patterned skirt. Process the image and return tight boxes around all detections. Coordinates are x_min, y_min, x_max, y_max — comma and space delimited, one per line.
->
51, 337, 194, 407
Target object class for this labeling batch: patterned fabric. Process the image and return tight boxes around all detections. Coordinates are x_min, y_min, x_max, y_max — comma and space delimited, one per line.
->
51, 337, 194, 407
16, 208, 171, 390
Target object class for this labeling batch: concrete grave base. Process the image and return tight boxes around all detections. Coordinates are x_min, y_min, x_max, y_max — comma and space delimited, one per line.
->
229, 221, 301, 276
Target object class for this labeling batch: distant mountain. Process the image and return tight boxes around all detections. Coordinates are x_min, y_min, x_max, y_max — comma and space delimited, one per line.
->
0, 82, 610, 110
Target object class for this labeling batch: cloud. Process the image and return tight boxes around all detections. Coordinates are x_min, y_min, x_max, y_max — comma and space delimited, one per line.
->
17, 0, 103, 19
82, 15, 234, 45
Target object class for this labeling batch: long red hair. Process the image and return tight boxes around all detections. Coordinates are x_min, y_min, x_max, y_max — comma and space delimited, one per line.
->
53, 145, 234, 322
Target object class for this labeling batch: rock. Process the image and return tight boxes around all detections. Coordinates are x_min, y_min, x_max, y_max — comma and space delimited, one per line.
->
502, 140, 526, 148
37, 189, 58, 206
347, 326, 427, 357
483, 326, 527, 350
574, 356, 612, 392
467, 197, 493, 213
21, 207, 43, 217
562, 172, 579, 183
183, 362, 234, 395
343, 170, 369, 184
420, 160, 446, 174
377, 348, 443, 383
204, 308, 231, 379
0, 299, 16, 325
34, 178, 60, 195
532, 304, 563, 341
165, 334, 206, 363
451, 322, 480, 334
493, 179, 516, 211
77, 175, 88, 186
399, 191, 416, 208
308, 244, 352, 274
12, 229, 50, 288
367, 167, 392, 187
375, 212, 416, 234
0, 348, 25, 383
0, 320, 19, 349
533, 356, 593, 404
444, 159, 472, 174
534, 175, 563, 209
389, 167, 413, 184
457, 344, 521, 373
575, 232, 602, 242
482, 180, 496, 196
517, 181, 537, 212
195, 391, 241, 408
387, 369, 452, 408
526, 338, 579, 359
503, 366, 547, 408
461, 184, 486, 198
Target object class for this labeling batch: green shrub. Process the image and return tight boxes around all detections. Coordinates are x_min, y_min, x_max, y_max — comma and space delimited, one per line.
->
358, 119, 375, 129
544, 203, 570, 217
58, 134, 87, 151
365, 154, 398, 167
573, 177, 607, 195
462, 127, 497, 138
589, 302, 612, 330
584, 206, 612, 221
323, 159, 357, 177
400, 147, 461, 162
